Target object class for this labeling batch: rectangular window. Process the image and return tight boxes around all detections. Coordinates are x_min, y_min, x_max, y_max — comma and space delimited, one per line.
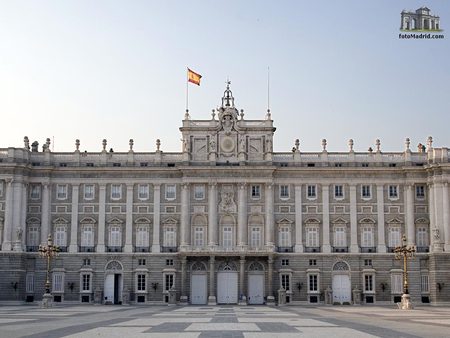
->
138, 184, 149, 200
281, 259, 289, 266
111, 184, 122, 199
391, 274, 403, 294
416, 185, 425, 199
26, 273, 34, 293
334, 185, 343, 198
194, 227, 205, 247
138, 258, 146, 266
307, 185, 316, 199
421, 275, 429, 293
27, 226, 40, 246
30, 185, 41, 199
82, 274, 91, 291
306, 227, 319, 247
416, 227, 428, 247
361, 185, 371, 198
309, 259, 317, 266
81, 225, 94, 247
223, 226, 233, 248
137, 274, 146, 291
281, 274, 290, 291
165, 274, 174, 291
250, 227, 261, 248
251, 185, 261, 199
136, 226, 149, 247
278, 227, 291, 247
194, 185, 205, 200
109, 226, 121, 247
84, 184, 95, 200
165, 184, 176, 200
364, 259, 372, 266
334, 227, 346, 247
83, 258, 91, 266
388, 227, 401, 248
280, 185, 289, 199
52, 273, 64, 292
56, 184, 68, 200
389, 185, 398, 199
364, 275, 374, 292
309, 274, 318, 292
54, 226, 67, 247
361, 227, 374, 247
163, 227, 176, 247
165, 206, 176, 213
166, 259, 174, 266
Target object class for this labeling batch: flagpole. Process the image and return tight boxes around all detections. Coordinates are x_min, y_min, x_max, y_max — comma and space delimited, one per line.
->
186, 68, 189, 114
267, 66, 271, 119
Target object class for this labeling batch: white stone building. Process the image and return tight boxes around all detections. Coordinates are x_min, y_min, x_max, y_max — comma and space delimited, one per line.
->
0, 84, 449, 306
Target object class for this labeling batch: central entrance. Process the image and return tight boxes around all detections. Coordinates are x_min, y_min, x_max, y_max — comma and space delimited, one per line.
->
332, 261, 351, 304
190, 262, 208, 305
217, 262, 238, 304
247, 262, 265, 305
104, 260, 123, 305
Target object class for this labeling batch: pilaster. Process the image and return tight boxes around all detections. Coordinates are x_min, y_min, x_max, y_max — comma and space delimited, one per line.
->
294, 184, 303, 252
69, 184, 79, 253
405, 184, 415, 246
2, 179, 13, 250
41, 182, 51, 245
208, 256, 216, 305
322, 185, 331, 253
124, 183, 134, 253
152, 184, 161, 252
180, 183, 190, 250
376, 184, 386, 252
443, 182, 450, 251
265, 183, 274, 248
238, 183, 247, 248
97, 183, 106, 252
349, 184, 359, 253
208, 182, 218, 247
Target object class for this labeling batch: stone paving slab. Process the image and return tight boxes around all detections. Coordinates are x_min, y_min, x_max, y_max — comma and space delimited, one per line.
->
185, 323, 260, 331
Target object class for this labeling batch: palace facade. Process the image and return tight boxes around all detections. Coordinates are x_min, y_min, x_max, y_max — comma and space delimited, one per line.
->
1, 84, 449, 306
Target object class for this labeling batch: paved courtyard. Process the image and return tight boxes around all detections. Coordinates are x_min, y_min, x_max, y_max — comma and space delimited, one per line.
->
0, 304, 450, 338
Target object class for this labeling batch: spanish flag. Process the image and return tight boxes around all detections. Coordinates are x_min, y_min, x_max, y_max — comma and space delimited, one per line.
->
188, 68, 202, 86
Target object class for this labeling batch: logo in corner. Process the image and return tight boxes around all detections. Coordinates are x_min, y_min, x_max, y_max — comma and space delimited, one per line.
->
399, 7, 444, 39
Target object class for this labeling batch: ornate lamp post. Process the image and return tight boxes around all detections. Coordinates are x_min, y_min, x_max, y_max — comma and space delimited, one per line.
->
38, 234, 59, 308
394, 234, 416, 310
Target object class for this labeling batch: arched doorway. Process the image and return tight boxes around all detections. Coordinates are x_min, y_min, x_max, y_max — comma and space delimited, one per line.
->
217, 262, 238, 304
190, 261, 207, 305
247, 261, 265, 304
104, 260, 123, 304
332, 261, 351, 304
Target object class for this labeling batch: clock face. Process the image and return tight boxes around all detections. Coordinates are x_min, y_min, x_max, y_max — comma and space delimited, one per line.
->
220, 136, 235, 153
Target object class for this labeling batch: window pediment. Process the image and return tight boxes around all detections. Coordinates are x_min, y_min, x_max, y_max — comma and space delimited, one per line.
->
163, 217, 178, 225
331, 217, 348, 224
415, 217, 429, 224
26, 217, 41, 225
304, 218, 320, 225
387, 217, 403, 224
134, 217, 152, 224
52, 217, 69, 224
108, 217, 124, 224
277, 218, 293, 225
359, 217, 376, 225
80, 217, 96, 224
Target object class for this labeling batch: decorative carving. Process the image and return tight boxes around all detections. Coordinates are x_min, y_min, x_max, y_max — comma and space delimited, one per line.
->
332, 261, 350, 271
24, 136, 30, 150
31, 141, 39, 152
16, 227, 23, 241
248, 261, 264, 271
191, 261, 207, 271
433, 228, 440, 240
218, 262, 238, 271
219, 186, 236, 213
209, 139, 216, 152
106, 260, 122, 270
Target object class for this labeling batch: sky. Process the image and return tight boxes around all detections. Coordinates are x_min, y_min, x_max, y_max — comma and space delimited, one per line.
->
0, 0, 449, 153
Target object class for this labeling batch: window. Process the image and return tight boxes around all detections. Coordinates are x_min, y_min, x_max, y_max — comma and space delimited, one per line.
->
250, 227, 262, 248
166, 259, 174, 266
364, 275, 374, 292
136, 225, 149, 247
138, 259, 146, 266
388, 185, 398, 199
56, 184, 68, 200
54, 225, 67, 247
334, 227, 347, 247
82, 274, 91, 292
140, 162, 148, 167
281, 274, 290, 291
165, 184, 176, 200
306, 227, 319, 247
391, 274, 403, 294
307, 185, 316, 199
361, 185, 371, 198
137, 274, 146, 291
278, 226, 291, 247
30, 185, 41, 199
388, 227, 401, 248
416, 185, 425, 199
163, 227, 176, 247
362, 163, 369, 167
251, 185, 261, 199
364, 259, 372, 266
280, 185, 289, 199
194, 185, 205, 200
194, 227, 205, 247
83, 258, 91, 266
308, 274, 318, 292
361, 227, 374, 247
309, 259, 317, 266
421, 275, 429, 293
111, 184, 122, 199
281, 259, 289, 266
86, 163, 94, 167
165, 206, 176, 213
138, 184, 149, 200
223, 226, 233, 248
417, 227, 428, 247
109, 226, 122, 247
52, 273, 64, 292
27, 226, 40, 247
165, 274, 174, 291
81, 225, 94, 247
26, 273, 34, 293
84, 184, 95, 200
334, 185, 343, 199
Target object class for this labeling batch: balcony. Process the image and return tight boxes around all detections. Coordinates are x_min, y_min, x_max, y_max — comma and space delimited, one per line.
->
387, 247, 396, 253
161, 246, 178, 253
360, 247, 377, 253
79, 246, 96, 253
304, 247, 321, 253
277, 246, 294, 253
107, 246, 123, 252
26, 246, 39, 252
416, 246, 429, 253
332, 247, 348, 253
58, 246, 68, 252
135, 246, 150, 253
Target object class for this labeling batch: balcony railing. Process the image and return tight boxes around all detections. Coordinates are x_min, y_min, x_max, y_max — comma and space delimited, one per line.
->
360, 247, 377, 253
161, 246, 178, 253
416, 246, 429, 253
58, 246, 67, 252
387, 247, 396, 253
135, 246, 150, 253
304, 247, 321, 253
26, 246, 39, 252
107, 246, 123, 252
79, 246, 96, 252
277, 246, 294, 253
332, 246, 348, 253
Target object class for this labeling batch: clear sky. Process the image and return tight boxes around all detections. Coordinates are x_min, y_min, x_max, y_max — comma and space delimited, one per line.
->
0, 0, 449, 153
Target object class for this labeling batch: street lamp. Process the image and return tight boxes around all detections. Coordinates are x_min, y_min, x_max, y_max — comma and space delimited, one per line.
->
38, 234, 59, 307
394, 234, 416, 310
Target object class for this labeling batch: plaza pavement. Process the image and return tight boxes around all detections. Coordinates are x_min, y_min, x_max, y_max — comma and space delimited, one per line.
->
0, 304, 449, 338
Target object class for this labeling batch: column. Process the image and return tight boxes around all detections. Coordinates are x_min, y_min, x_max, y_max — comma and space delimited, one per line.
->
69, 184, 79, 253
180, 257, 188, 303
265, 183, 274, 248
322, 185, 331, 253
434, 182, 444, 250
124, 183, 134, 253
41, 182, 50, 245
2, 179, 13, 250
97, 183, 106, 252
294, 185, 303, 252
443, 183, 450, 251
376, 184, 386, 253
208, 183, 218, 247
405, 185, 415, 246
429, 183, 439, 252
208, 256, 216, 305
266, 255, 275, 303
238, 183, 247, 248
239, 256, 246, 303
180, 183, 190, 249
152, 184, 161, 252
20, 183, 28, 250
349, 184, 358, 253
12, 180, 23, 250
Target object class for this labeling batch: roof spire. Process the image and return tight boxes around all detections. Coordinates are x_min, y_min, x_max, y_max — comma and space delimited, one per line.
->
221, 80, 235, 108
